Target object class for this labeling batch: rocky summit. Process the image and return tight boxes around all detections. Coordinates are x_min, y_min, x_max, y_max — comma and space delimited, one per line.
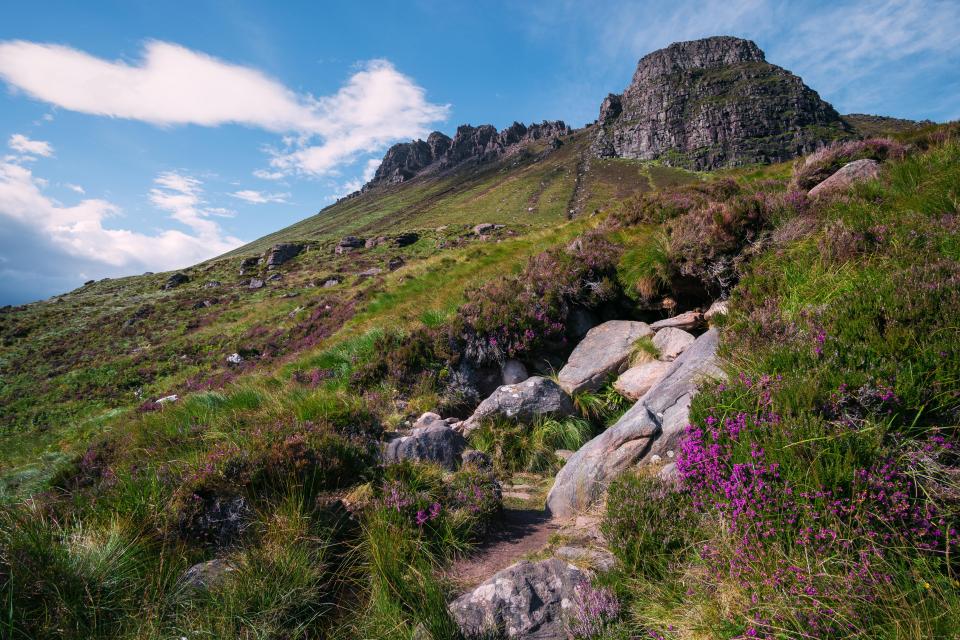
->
367, 120, 570, 188
592, 36, 853, 169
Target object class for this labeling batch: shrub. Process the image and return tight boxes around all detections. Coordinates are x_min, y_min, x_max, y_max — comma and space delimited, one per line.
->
0, 505, 160, 640
469, 416, 594, 473
601, 473, 700, 579
453, 230, 623, 365
169, 420, 376, 548
566, 579, 622, 639
791, 138, 907, 190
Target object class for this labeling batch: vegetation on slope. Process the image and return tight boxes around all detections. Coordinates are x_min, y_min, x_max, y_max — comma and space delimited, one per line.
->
0, 121, 957, 639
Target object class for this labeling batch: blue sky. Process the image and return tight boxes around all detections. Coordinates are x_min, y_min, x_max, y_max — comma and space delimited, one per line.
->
1, 0, 958, 304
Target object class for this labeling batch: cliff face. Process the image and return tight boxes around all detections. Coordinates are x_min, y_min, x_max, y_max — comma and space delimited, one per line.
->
368, 120, 570, 188
593, 36, 852, 169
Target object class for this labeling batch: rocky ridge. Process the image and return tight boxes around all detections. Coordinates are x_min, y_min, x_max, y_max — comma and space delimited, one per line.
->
367, 120, 570, 188
592, 36, 853, 169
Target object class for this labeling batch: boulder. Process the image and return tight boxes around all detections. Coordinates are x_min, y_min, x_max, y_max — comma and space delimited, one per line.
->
266, 273, 282, 282
358, 267, 382, 277
266, 243, 304, 268
650, 310, 702, 331
473, 223, 504, 236
651, 327, 696, 361
163, 273, 189, 290
557, 320, 653, 395
204, 280, 221, 289
449, 558, 586, 639
394, 232, 419, 247
501, 359, 529, 385
155, 394, 179, 405
248, 278, 265, 289
613, 360, 673, 400
808, 159, 880, 199
387, 256, 405, 271
383, 423, 467, 471
547, 329, 723, 518
226, 353, 243, 365
365, 236, 387, 249
177, 558, 236, 594
335, 236, 365, 254
459, 376, 575, 436
322, 278, 340, 288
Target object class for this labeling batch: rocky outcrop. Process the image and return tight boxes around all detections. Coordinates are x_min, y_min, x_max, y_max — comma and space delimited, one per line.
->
547, 329, 723, 518
163, 273, 189, 290
449, 558, 586, 639
265, 243, 304, 268
557, 321, 653, 395
459, 376, 575, 436
367, 121, 570, 188
335, 236, 365, 255
808, 158, 880, 198
593, 36, 852, 169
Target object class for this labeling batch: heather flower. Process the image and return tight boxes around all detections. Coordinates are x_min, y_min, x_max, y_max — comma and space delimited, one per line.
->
566, 579, 621, 638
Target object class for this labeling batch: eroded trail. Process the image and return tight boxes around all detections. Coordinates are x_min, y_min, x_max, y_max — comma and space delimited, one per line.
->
446, 507, 559, 590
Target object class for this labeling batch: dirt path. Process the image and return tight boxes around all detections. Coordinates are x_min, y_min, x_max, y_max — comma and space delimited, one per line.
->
446, 507, 559, 590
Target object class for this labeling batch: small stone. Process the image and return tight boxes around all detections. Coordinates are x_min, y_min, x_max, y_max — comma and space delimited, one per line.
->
156, 394, 179, 405
226, 353, 243, 365
248, 278, 264, 289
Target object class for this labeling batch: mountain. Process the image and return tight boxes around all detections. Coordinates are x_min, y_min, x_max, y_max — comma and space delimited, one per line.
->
592, 36, 853, 169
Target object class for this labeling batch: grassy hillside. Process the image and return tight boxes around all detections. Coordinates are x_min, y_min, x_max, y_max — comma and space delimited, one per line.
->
0, 126, 697, 497
1, 119, 956, 640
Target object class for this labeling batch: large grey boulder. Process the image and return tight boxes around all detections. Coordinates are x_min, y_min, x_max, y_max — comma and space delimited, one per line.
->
449, 558, 586, 639
808, 158, 880, 198
547, 329, 723, 518
557, 320, 653, 395
459, 376, 575, 436
383, 422, 467, 471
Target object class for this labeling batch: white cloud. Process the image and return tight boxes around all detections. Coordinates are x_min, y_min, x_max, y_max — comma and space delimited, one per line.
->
148, 171, 240, 242
0, 161, 242, 280
64, 182, 85, 194
253, 168, 286, 181
229, 189, 290, 204
8, 133, 54, 157
266, 60, 449, 176
0, 40, 448, 176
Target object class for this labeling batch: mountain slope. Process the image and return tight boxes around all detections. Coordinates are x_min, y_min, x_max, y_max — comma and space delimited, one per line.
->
0, 126, 699, 495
